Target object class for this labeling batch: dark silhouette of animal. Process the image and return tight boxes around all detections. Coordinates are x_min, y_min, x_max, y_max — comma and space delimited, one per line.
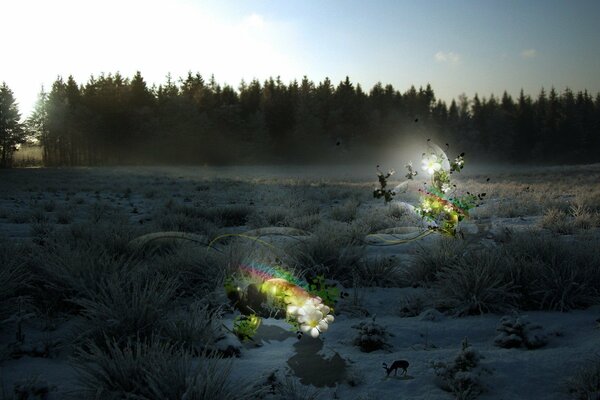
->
383, 360, 409, 376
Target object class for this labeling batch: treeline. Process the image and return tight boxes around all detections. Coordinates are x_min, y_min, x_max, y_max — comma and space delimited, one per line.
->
17, 72, 600, 165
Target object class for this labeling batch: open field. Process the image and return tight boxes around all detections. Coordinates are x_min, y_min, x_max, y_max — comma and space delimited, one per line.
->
1, 164, 600, 399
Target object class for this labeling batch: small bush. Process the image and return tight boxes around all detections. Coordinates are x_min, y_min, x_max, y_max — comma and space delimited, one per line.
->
352, 316, 393, 352
432, 338, 489, 400
494, 315, 548, 349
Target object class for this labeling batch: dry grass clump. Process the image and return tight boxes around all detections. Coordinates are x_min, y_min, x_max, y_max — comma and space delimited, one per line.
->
505, 233, 600, 311
246, 206, 290, 228
205, 205, 253, 227
330, 199, 360, 223
73, 337, 260, 400
434, 250, 518, 316
161, 301, 225, 355
352, 257, 403, 287
150, 245, 227, 298
285, 221, 364, 283
539, 203, 598, 234
403, 238, 467, 286
0, 241, 30, 322
286, 213, 322, 231
539, 208, 576, 234
72, 270, 179, 347
351, 207, 398, 235
565, 354, 600, 399
65, 216, 141, 256
405, 230, 599, 315
275, 376, 321, 400
156, 209, 221, 237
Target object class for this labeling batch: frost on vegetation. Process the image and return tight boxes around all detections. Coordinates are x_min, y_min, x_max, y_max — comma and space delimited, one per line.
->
432, 338, 490, 400
352, 257, 402, 288
73, 337, 261, 400
352, 316, 393, 352
505, 233, 600, 311
406, 238, 466, 286
72, 270, 179, 347
0, 241, 29, 322
493, 315, 548, 349
540, 203, 599, 234
161, 301, 233, 356
398, 293, 429, 317
330, 199, 360, 223
565, 354, 600, 400
274, 375, 321, 400
285, 221, 364, 283
433, 250, 518, 316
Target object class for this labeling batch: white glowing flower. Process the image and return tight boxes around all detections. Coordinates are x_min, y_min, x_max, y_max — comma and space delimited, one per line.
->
444, 204, 454, 213
422, 154, 442, 175
441, 183, 451, 193
295, 297, 334, 338
421, 199, 432, 213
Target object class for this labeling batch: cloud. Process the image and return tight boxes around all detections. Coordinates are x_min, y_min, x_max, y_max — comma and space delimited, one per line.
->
243, 13, 265, 29
520, 49, 537, 59
434, 51, 461, 66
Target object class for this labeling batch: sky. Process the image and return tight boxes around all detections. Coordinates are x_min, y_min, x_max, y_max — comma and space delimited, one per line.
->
1, 0, 600, 118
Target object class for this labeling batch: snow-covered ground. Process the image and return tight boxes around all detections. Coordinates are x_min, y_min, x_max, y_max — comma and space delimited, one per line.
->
0, 165, 599, 399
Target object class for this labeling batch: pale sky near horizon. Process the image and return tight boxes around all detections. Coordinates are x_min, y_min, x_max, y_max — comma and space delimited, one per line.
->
1, 0, 599, 118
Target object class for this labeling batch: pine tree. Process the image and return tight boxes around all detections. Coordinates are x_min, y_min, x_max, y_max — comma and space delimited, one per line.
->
0, 82, 26, 168
26, 87, 50, 163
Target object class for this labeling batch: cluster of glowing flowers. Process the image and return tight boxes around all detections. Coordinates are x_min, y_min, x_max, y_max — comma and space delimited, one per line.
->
422, 154, 443, 175
260, 278, 336, 338
287, 296, 335, 338
420, 197, 433, 213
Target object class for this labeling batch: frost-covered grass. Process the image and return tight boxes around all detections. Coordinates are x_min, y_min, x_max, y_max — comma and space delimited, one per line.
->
0, 164, 599, 399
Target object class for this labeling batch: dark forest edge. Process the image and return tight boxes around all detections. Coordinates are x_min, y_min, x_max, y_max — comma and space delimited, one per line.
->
1, 72, 599, 168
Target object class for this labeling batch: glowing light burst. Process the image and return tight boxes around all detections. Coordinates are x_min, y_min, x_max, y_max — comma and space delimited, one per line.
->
228, 259, 337, 340
373, 140, 487, 240
239, 261, 309, 291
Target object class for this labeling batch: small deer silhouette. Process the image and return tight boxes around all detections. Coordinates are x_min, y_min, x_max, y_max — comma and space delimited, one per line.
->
383, 360, 409, 377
